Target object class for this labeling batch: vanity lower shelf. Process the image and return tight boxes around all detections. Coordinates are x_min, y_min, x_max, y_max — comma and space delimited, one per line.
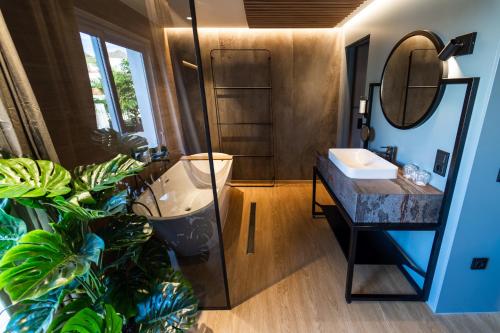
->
321, 204, 425, 276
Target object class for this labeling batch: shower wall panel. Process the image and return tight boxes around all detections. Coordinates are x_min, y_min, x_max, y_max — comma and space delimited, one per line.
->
196, 29, 342, 180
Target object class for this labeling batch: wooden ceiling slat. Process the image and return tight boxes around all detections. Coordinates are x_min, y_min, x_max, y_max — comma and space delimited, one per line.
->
245, 1, 360, 4
244, 0, 365, 28
246, 8, 355, 11
247, 14, 351, 17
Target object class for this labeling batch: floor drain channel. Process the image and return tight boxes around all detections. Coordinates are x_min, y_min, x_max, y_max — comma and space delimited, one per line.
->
247, 202, 256, 254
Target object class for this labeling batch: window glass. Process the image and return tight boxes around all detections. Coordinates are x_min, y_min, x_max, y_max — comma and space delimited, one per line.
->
105, 42, 157, 146
79, 33, 157, 147
105, 42, 143, 133
80, 32, 112, 130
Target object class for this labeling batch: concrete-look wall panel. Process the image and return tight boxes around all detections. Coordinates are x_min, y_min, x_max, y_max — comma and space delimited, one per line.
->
167, 28, 342, 180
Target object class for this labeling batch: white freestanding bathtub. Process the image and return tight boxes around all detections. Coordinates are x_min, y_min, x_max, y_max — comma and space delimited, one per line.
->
133, 153, 233, 257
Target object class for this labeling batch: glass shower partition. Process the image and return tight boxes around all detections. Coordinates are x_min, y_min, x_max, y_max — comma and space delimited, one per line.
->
142, 0, 231, 309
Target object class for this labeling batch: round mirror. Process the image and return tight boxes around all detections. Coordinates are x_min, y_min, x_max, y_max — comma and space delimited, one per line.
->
380, 31, 446, 129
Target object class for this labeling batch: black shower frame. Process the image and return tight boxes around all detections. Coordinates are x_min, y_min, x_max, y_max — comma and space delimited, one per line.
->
189, 0, 231, 310
314, 76, 479, 303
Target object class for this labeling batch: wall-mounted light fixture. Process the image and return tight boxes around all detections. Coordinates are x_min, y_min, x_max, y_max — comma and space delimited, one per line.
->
182, 60, 198, 70
359, 97, 368, 115
438, 32, 477, 61
358, 96, 373, 145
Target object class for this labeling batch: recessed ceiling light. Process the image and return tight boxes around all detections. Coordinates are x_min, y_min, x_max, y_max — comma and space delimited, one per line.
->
186, 16, 192, 20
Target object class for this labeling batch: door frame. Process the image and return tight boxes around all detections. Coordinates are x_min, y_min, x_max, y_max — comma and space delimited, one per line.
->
345, 35, 370, 148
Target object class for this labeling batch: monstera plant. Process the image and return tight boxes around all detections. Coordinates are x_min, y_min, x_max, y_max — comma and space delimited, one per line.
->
0, 154, 198, 332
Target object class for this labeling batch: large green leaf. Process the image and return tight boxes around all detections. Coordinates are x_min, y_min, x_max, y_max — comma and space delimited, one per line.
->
135, 282, 198, 333
0, 158, 71, 198
0, 230, 104, 302
99, 190, 128, 215
104, 266, 151, 319
5, 289, 63, 333
102, 304, 123, 333
0, 207, 27, 257
48, 294, 92, 333
51, 217, 86, 254
61, 304, 122, 333
95, 214, 152, 251
136, 238, 173, 282
79, 233, 105, 266
73, 154, 143, 194
49, 196, 107, 222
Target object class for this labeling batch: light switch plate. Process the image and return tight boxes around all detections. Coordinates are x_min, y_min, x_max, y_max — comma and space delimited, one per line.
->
471, 257, 488, 270
433, 149, 450, 177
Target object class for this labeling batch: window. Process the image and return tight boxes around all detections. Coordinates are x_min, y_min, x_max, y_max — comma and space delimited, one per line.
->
80, 31, 158, 147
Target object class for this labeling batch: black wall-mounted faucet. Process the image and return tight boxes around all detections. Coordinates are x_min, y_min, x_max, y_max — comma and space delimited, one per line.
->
375, 146, 398, 163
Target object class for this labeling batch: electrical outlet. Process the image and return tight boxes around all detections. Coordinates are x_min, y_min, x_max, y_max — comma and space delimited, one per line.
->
433, 149, 450, 177
471, 257, 489, 270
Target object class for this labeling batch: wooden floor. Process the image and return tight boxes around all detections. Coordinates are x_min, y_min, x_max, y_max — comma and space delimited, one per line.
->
192, 183, 500, 333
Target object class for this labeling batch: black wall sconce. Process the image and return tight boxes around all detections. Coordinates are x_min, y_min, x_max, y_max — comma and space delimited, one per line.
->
438, 32, 477, 61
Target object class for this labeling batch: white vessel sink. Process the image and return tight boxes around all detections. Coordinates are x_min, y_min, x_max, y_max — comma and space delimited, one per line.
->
328, 148, 398, 179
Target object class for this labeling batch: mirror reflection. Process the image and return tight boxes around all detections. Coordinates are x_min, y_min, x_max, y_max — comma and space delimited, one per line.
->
381, 32, 445, 128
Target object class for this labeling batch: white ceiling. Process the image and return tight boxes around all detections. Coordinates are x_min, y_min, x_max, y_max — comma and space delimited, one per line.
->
195, 0, 248, 28
120, 0, 249, 28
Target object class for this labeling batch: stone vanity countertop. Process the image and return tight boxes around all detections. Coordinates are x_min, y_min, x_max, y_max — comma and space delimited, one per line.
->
316, 154, 444, 224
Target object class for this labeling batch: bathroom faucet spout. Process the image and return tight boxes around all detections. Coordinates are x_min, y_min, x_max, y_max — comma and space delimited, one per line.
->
374, 146, 398, 163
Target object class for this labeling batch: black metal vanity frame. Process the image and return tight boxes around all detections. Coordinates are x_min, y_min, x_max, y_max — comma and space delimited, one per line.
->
312, 167, 438, 302
314, 76, 479, 303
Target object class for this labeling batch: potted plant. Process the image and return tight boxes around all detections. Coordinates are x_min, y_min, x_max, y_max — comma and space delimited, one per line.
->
0, 154, 198, 332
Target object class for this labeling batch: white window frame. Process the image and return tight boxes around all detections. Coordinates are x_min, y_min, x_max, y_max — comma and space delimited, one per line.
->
76, 9, 161, 146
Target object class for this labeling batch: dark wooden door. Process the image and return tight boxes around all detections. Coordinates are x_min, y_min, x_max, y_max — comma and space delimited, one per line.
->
346, 37, 370, 148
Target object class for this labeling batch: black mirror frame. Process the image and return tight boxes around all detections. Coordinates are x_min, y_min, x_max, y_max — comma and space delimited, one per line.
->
380, 30, 448, 130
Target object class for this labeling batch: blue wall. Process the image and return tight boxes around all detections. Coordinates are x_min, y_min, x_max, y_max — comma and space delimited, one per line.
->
434, 62, 500, 313
341, 0, 500, 312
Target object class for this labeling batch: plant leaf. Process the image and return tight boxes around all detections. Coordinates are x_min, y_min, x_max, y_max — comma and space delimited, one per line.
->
136, 238, 173, 282
73, 154, 143, 194
15, 197, 44, 209
51, 217, 86, 254
0, 158, 71, 198
95, 214, 152, 251
0, 198, 9, 209
0, 207, 27, 257
0, 230, 103, 302
99, 245, 141, 274
103, 304, 123, 333
61, 304, 122, 333
135, 282, 198, 333
49, 197, 107, 222
104, 266, 151, 319
80, 233, 105, 266
48, 294, 92, 333
100, 190, 128, 215
6, 289, 62, 333
61, 308, 102, 333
